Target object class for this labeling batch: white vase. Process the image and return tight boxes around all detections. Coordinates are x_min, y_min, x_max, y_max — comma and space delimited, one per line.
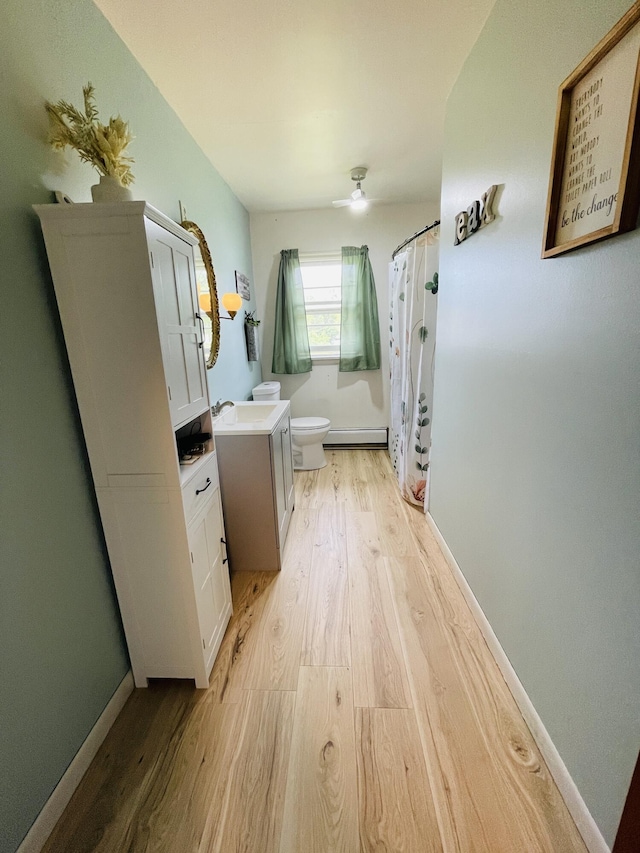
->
91, 174, 133, 202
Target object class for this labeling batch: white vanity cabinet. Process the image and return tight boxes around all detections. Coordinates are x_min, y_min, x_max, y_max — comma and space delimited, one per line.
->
215, 403, 295, 572
35, 201, 232, 688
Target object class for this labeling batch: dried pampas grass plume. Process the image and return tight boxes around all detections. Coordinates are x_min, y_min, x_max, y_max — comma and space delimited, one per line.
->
46, 83, 135, 186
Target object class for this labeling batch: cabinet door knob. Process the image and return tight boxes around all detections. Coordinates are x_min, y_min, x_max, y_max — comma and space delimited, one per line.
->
195, 477, 212, 495
282, 427, 288, 434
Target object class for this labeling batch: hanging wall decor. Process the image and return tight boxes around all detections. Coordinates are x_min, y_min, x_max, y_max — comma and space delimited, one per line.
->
453, 185, 497, 245
235, 271, 251, 300
244, 311, 260, 362
542, 4, 640, 258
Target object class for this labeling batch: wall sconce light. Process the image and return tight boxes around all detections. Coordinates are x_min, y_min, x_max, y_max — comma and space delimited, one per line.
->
198, 291, 212, 319
221, 292, 242, 320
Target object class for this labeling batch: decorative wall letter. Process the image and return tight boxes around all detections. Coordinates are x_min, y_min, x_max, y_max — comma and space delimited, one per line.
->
454, 185, 498, 245
454, 211, 468, 245
467, 200, 481, 234
481, 184, 497, 224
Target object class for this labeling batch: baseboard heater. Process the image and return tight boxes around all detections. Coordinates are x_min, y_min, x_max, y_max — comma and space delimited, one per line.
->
325, 428, 388, 447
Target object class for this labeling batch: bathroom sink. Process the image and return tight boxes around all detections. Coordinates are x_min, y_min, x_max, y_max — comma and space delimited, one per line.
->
220, 403, 277, 424
213, 400, 289, 436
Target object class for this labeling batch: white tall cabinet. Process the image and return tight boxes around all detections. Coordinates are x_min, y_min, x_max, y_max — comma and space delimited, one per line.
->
35, 201, 232, 688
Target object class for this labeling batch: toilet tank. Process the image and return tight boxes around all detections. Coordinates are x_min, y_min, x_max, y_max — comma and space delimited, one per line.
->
252, 381, 281, 401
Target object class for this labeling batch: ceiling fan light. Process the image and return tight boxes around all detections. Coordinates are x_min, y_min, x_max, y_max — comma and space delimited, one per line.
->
350, 183, 368, 209
333, 167, 371, 210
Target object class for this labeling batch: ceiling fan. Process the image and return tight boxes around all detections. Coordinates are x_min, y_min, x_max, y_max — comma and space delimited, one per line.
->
332, 167, 371, 210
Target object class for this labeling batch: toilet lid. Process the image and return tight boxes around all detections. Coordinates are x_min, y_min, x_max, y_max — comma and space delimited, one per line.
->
291, 417, 330, 430
252, 381, 280, 393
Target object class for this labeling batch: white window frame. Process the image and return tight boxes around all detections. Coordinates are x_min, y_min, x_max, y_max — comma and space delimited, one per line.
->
299, 252, 342, 360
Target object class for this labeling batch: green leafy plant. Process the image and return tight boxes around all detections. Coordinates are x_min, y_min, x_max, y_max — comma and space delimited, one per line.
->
245, 310, 261, 327
45, 83, 135, 186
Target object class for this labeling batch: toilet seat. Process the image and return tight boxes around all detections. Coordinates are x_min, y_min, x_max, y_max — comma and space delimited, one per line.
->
291, 417, 330, 431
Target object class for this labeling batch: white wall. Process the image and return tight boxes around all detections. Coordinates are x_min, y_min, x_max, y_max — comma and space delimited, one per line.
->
250, 203, 438, 427
432, 0, 640, 845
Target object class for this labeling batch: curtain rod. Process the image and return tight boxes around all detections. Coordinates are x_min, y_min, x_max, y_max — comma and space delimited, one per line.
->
392, 220, 440, 259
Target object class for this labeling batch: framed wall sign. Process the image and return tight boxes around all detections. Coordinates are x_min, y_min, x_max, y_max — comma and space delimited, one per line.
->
235, 271, 251, 300
542, 4, 640, 258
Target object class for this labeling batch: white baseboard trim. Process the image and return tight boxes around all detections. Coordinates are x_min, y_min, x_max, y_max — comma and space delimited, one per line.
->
17, 670, 134, 853
325, 428, 388, 446
425, 512, 610, 853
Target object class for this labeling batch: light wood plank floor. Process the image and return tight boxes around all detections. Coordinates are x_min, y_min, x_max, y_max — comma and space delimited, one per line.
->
42, 450, 587, 853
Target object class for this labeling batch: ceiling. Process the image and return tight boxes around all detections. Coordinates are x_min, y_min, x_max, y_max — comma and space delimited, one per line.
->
94, 0, 495, 212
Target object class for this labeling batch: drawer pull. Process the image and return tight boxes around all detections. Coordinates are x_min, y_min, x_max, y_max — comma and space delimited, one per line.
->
195, 313, 205, 349
196, 477, 212, 495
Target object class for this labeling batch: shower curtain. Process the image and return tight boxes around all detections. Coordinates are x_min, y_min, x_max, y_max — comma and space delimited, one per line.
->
389, 227, 439, 509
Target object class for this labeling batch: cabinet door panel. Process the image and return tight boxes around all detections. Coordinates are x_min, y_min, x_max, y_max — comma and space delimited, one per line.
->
271, 428, 286, 541
149, 225, 208, 427
167, 335, 191, 415
153, 238, 181, 327
189, 494, 230, 664
281, 418, 295, 513
174, 249, 196, 324
184, 330, 206, 410
270, 416, 293, 549
172, 241, 207, 417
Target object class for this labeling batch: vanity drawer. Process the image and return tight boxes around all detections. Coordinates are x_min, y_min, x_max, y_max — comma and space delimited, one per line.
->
182, 453, 220, 524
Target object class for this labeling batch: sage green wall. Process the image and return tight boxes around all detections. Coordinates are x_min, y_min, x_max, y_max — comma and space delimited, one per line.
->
431, 0, 640, 845
0, 1, 257, 849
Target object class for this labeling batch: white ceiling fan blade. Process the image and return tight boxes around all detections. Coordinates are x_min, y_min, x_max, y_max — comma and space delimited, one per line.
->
332, 167, 377, 209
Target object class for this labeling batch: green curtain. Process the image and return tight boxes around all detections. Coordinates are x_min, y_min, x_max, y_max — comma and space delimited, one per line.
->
339, 245, 381, 372
272, 249, 312, 374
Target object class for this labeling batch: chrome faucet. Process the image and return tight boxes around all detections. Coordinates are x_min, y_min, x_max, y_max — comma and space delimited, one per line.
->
212, 399, 234, 417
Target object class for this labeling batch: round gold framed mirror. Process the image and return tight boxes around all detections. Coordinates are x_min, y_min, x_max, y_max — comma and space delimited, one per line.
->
181, 220, 221, 368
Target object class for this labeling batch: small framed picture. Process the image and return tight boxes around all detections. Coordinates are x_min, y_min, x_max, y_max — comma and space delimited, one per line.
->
235, 271, 251, 300
542, 5, 640, 258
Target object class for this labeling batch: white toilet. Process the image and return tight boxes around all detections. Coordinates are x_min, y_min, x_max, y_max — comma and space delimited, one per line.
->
252, 382, 331, 470
289, 416, 331, 470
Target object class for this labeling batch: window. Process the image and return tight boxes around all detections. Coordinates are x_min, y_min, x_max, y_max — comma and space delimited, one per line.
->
299, 252, 341, 359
